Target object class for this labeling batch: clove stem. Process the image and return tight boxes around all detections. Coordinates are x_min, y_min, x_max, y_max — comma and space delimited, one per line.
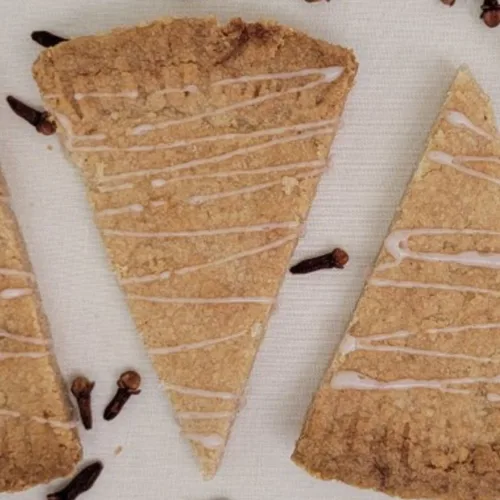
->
47, 462, 103, 500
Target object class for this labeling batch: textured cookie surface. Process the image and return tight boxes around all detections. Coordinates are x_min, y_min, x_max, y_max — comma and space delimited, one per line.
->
33, 17, 357, 478
293, 68, 500, 500
0, 173, 81, 492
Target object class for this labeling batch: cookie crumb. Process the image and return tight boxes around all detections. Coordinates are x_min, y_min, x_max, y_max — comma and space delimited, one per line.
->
114, 446, 123, 456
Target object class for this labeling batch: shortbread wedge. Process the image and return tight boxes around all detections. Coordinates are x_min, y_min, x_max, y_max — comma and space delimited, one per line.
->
32, 17, 357, 479
293, 68, 500, 500
0, 171, 81, 492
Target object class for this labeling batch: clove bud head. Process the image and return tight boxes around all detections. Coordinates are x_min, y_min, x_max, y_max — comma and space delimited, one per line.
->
482, 8, 500, 27
118, 370, 141, 394
71, 376, 95, 398
332, 248, 349, 269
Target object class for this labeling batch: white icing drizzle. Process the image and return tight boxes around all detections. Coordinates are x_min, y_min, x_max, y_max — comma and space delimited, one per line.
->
131, 67, 344, 135
74, 119, 337, 153
127, 295, 274, 305
187, 169, 324, 205
370, 278, 500, 298
332, 371, 464, 394
103, 221, 300, 239
0, 330, 50, 346
458, 155, 500, 165
0, 268, 34, 279
444, 110, 495, 140
340, 331, 497, 363
0, 409, 76, 429
96, 204, 144, 218
150, 160, 326, 188
150, 200, 166, 208
251, 322, 263, 338
0, 351, 49, 361
44, 66, 343, 103
215, 66, 344, 86
97, 183, 135, 193
99, 126, 334, 183
163, 383, 240, 400
330, 371, 500, 395
74, 90, 139, 101
120, 233, 298, 285
177, 411, 234, 420
100, 168, 322, 222
377, 228, 500, 271
0, 288, 32, 300
52, 112, 107, 145
149, 329, 248, 356
331, 371, 500, 404
31, 416, 78, 429
427, 322, 500, 334
427, 151, 500, 187
182, 432, 225, 449
330, 107, 500, 400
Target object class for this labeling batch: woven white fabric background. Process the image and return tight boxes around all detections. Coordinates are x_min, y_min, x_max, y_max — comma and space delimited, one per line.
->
0, 1, 499, 499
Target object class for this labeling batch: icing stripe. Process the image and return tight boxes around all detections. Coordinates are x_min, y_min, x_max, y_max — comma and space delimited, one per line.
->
150, 160, 326, 188
0, 268, 34, 279
127, 295, 274, 305
0, 409, 76, 430
444, 110, 495, 141
163, 383, 240, 400
428, 151, 500, 187
75, 91, 139, 100
0, 330, 50, 346
73, 119, 337, 153
97, 204, 144, 218
377, 228, 500, 271
97, 183, 135, 193
0, 288, 32, 300
0, 351, 49, 361
149, 330, 248, 356
45, 66, 343, 102
103, 221, 300, 239
177, 411, 234, 420
370, 278, 500, 298
182, 432, 225, 449
187, 169, 324, 205
132, 67, 343, 135
99, 127, 334, 182
341, 333, 497, 363
331, 371, 500, 400
120, 233, 298, 285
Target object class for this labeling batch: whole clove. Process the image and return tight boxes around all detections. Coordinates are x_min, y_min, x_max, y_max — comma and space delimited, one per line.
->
31, 31, 68, 48
481, 0, 500, 27
47, 461, 103, 500
290, 248, 349, 275
6, 96, 56, 135
103, 370, 141, 421
70, 376, 95, 430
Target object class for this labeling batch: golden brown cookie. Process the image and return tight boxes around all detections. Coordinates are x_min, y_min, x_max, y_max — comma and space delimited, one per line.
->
0, 172, 81, 492
293, 68, 500, 500
32, 17, 357, 478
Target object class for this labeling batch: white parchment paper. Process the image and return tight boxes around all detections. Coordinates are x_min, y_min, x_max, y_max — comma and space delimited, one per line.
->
0, 1, 499, 499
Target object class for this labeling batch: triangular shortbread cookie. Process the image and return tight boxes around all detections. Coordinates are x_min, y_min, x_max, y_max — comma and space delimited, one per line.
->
33, 17, 357, 478
0, 172, 81, 492
293, 68, 500, 499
